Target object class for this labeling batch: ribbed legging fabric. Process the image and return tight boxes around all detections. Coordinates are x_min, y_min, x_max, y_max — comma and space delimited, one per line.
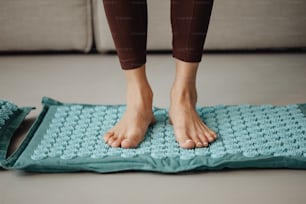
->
103, 0, 214, 70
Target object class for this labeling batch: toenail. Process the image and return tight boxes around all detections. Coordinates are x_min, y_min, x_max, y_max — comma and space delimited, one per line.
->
196, 142, 202, 146
203, 142, 208, 146
185, 140, 193, 144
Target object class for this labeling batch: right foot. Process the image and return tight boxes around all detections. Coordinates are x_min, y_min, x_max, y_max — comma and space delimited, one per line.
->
103, 66, 155, 148
104, 105, 155, 148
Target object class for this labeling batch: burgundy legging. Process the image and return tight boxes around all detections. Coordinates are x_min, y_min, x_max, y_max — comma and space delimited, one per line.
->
103, 0, 214, 70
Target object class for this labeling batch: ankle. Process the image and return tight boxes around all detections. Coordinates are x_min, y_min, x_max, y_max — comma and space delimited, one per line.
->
127, 84, 153, 109
123, 65, 154, 109
170, 85, 197, 108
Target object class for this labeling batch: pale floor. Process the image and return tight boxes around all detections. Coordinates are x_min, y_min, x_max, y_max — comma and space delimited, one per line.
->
0, 53, 306, 204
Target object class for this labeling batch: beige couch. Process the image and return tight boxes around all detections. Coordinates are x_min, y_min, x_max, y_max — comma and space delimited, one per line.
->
0, 0, 92, 52
1, 0, 306, 52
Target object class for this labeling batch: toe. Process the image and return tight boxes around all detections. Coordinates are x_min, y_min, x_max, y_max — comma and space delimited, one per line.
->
121, 138, 138, 149
195, 141, 204, 148
107, 135, 117, 146
191, 134, 204, 148
190, 133, 203, 148
210, 130, 218, 139
103, 131, 114, 142
121, 134, 142, 148
206, 134, 215, 143
181, 139, 195, 149
175, 131, 195, 149
200, 124, 217, 142
109, 135, 124, 147
198, 134, 209, 147
206, 130, 217, 142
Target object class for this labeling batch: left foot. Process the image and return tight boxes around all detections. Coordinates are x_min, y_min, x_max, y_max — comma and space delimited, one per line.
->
169, 86, 217, 149
169, 59, 217, 149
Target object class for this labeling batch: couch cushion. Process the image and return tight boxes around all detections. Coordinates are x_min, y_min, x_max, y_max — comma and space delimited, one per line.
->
0, 0, 93, 52
93, 0, 306, 51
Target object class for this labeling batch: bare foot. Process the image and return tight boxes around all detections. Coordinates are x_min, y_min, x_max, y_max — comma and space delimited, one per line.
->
103, 65, 155, 148
104, 104, 155, 148
169, 59, 217, 149
169, 87, 217, 149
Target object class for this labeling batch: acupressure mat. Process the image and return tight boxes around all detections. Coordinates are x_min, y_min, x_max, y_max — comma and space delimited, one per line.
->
0, 100, 32, 168
3, 97, 306, 173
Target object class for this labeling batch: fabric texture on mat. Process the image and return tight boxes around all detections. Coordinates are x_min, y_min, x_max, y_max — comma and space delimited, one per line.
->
2, 97, 306, 173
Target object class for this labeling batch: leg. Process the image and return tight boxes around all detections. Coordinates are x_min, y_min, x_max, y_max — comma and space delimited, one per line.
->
171, 0, 214, 62
170, 0, 216, 149
103, 0, 147, 70
102, 0, 154, 148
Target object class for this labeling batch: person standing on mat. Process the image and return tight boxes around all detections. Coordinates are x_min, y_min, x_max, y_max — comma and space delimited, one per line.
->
102, 0, 217, 149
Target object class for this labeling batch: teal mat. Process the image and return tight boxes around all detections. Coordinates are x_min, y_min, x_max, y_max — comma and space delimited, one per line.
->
2, 97, 306, 173
0, 100, 32, 168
